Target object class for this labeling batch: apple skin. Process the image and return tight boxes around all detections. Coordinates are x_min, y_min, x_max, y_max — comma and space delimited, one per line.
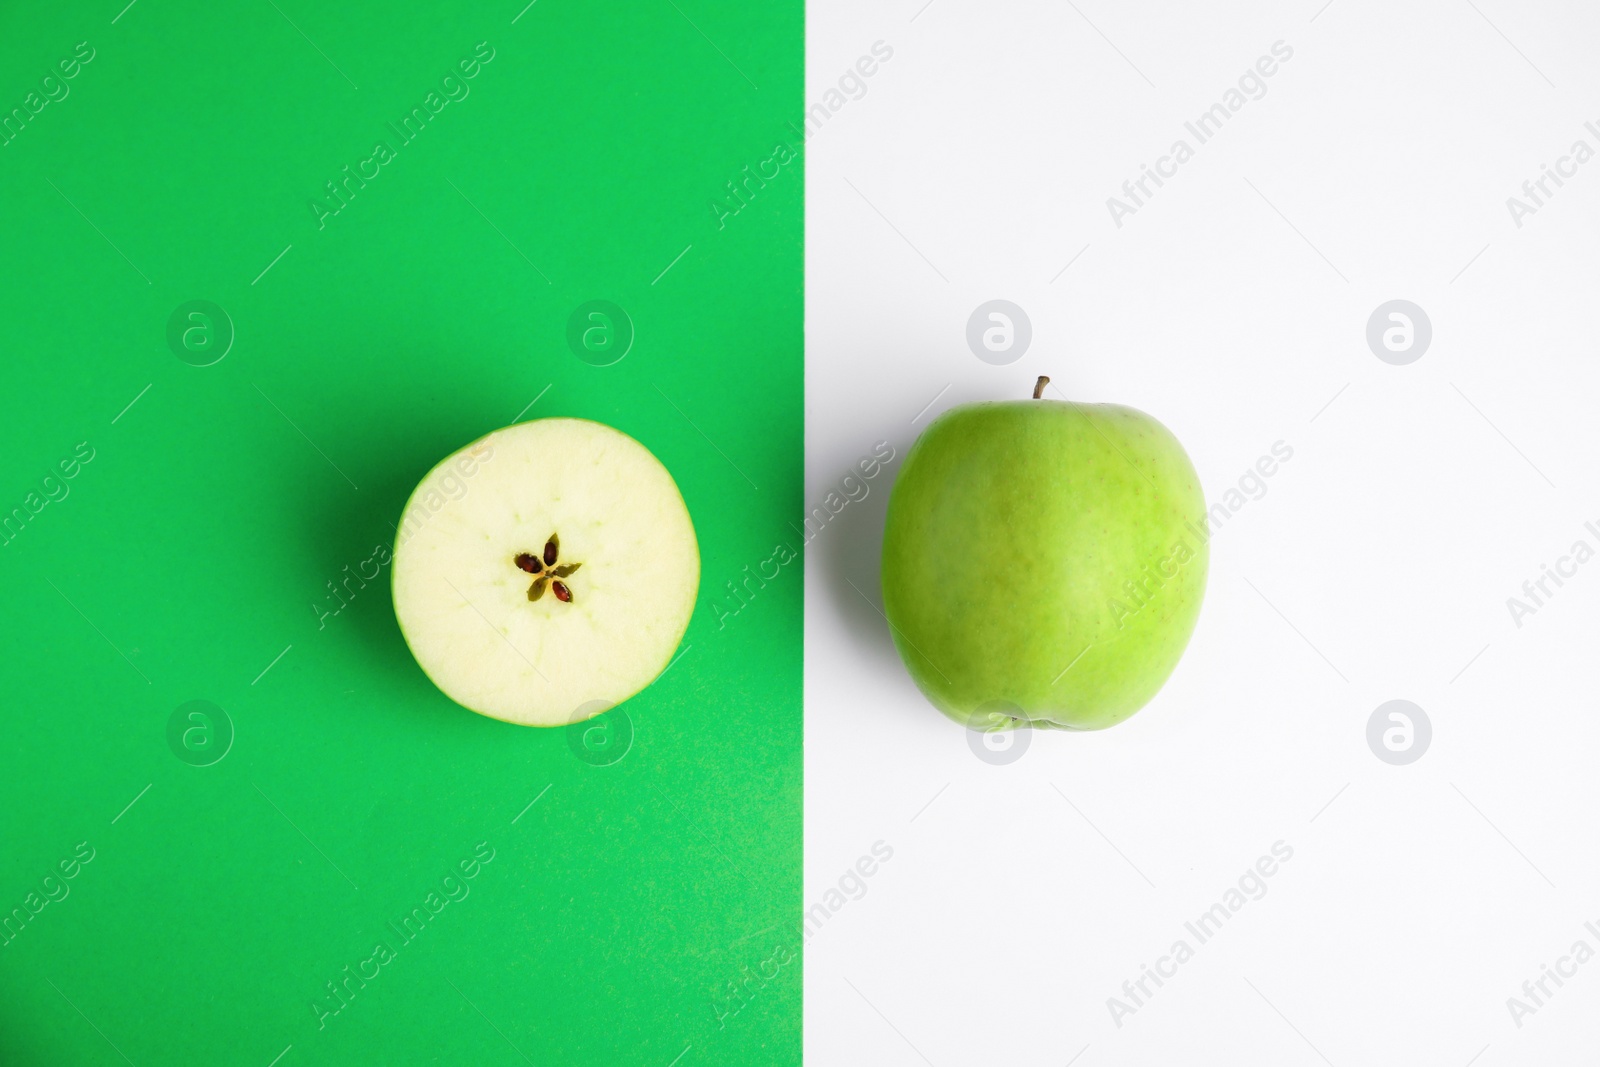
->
881, 397, 1207, 731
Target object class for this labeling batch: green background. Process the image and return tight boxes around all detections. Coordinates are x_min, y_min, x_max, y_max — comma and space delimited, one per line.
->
0, 1, 802, 1063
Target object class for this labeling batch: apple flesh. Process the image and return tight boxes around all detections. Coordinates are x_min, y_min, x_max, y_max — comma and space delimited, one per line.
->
392, 418, 698, 726
881, 378, 1206, 731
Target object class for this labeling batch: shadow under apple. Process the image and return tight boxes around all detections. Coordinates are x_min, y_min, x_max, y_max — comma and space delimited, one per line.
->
811, 448, 935, 707
296, 386, 519, 724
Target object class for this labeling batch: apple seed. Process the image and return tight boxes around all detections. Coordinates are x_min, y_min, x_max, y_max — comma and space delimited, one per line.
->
518, 535, 580, 603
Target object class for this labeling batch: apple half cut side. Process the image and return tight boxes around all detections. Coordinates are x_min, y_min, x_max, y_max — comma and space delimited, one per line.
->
881, 376, 1208, 732
392, 418, 699, 726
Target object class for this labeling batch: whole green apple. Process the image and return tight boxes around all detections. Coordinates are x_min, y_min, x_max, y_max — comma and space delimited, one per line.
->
881, 377, 1207, 731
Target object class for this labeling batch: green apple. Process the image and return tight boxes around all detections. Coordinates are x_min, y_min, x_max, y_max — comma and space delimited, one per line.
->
881, 377, 1207, 731
392, 418, 698, 727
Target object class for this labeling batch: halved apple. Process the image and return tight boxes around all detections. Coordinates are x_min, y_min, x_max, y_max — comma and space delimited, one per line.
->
392, 418, 698, 726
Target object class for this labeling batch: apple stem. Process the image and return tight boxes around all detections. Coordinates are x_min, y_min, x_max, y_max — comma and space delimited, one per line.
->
1033, 375, 1049, 400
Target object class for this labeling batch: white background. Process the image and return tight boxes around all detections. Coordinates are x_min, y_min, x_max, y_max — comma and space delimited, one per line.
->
805, 1, 1600, 1063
